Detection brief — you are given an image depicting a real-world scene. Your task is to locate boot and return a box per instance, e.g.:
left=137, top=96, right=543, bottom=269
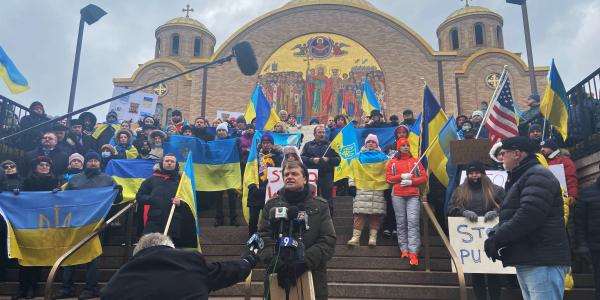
left=368, top=229, right=378, bottom=247
left=409, top=253, right=419, bottom=266
left=347, top=229, right=361, bottom=247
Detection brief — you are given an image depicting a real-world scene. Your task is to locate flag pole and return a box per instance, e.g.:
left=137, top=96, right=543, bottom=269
left=409, top=133, right=441, bottom=174
left=541, top=99, right=550, bottom=140
left=476, top=66, right=509, bottom=139
left=163, top=203, right=176, bottom=235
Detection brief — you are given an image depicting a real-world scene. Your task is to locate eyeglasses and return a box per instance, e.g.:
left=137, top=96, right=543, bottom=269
left=3, top=165, right=15, bottom=170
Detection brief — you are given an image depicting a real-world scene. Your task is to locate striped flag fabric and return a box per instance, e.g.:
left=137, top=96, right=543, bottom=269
left=484, top=75, right=519, bottom=143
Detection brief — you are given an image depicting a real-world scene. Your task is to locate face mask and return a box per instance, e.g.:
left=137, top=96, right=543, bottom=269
left=462, top=125, right=472, bottom=131
left=101, top=151, right=111, bottom=158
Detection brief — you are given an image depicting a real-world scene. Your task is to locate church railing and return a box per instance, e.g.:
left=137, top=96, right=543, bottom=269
left=0, top=94, right=30, bottom=166
left=564, top=66, right=600, bottom=158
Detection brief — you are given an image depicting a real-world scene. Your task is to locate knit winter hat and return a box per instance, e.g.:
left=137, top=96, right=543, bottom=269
left=365, top=133, right=379, bottom=146
left=528, top=124, right=542, bottom=133
left=471, top=110, right=484, bottom=118
left=466, top=160, right=486, bottom=174
left=69, top=153, right=84, bottom=165
left=32, top=156, right=52, bottom=170
left=261, top=131, right=274, bottom=144
left=396, top=138, right=410, bottom=149
left=84, top=151, right=101, bottom=164
left=216, top=122, right=228, bottom=132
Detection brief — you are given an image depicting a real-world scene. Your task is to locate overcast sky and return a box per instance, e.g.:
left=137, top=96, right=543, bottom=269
left=1, top=0, right=598, bottom=119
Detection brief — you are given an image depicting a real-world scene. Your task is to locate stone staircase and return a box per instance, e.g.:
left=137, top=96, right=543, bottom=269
left=0, top=196, right=595, bottom=299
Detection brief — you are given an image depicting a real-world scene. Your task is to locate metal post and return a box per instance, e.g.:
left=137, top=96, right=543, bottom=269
left=201, top=68, right=208, bottom=118
left=520, top=1, right=538, bottom=95
left=67, top=18, right=85, bottom=115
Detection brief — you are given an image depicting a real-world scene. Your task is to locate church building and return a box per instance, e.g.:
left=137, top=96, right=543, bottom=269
left=113, top=0, right=549, bottom=125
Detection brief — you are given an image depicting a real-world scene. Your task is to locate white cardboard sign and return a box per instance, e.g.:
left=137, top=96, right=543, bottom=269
left=265, top=167, right=318, bottom=202
left=459, top=165, right=568, bottom=195
left=448, top=217, right=516, bottom=274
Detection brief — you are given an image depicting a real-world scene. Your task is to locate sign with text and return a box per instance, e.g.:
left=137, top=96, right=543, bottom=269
left=448, top=217, right=516, bottom=274
left=459, top=165, right=567, bottom=195
left=266, top=167, right=318, bottom=202
left=109, top=86, right=158, bottom=123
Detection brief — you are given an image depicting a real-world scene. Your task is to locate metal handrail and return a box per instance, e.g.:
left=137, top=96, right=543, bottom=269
left=0, top=94, right=31, bottom=112
left=43, top=201, right=136, bottom=300
left=421, top=197, right=467, bottom=300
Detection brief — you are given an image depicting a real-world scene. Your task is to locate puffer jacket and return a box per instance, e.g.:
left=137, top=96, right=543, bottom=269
left=575, top=177, right=600, bottom=250
left=546, top=151, right=579, bottom=198
left=492, top=155, right=571, bottom=267
left=351, top=188, right=385, bottom=215
left=385, top=153, right=427, bottom=197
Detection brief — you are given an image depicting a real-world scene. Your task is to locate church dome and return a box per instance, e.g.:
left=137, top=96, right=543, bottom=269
left=157, top=17, right=213, bottom=36
left=441, top=5, right=502, bottom=27
left=283, top=0, right=376, bottom=10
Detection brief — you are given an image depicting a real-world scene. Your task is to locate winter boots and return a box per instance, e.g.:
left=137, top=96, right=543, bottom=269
left=347, top=229, right=361, bottom=247
left=368, top=229, right=378, bottom=247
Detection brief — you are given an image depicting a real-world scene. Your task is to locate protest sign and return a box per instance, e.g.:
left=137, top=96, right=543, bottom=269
left=450, top=139, right=492, bottom=165
left=109, top=86, right=158, bottom=122
left=266, top=167, right=318, bottom=202
left=217, top=111, right=243, bottom=121
left=459, top=165, right=567, bottom=194
left=448, top=217, right=516, bottom=274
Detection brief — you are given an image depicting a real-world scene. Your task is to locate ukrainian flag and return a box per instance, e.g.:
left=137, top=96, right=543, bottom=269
left=165, top=136, right=242, bottom=191
left=350, top=151, right=389, bottom=190
left=272, top=132, right=302, bottom=149
left=92, top=123, right=120, bottom=140
left=0, top=187, right=117, bottom=266
left=360, top=81, right=381, bottom=115
left=331, top=123, right=359, bottom=182
left=436, top=118, right=459, bottom=210
left=540, top=60, right=570, bottom=141
left=242, top=131, right=263, bottom=223
left=408, top=113, right=422, bottom=158
left=0, top=46, right=29, bottom=94
left=244, top=84, right=280, bottom=131
left=176, top=153, right=201, bottom=252
left=105, top=159, right=155, bottom=202
left=420, top=85, right=451, bottom=186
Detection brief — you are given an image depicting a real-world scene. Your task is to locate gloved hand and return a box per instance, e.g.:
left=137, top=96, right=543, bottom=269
left=248, top=184, right=258, bottom=197
left=484, top=211, right=499, bottom=222
left=52, top=188, right=61, bottom=194
left=400, top=179, right=412, bottom=187
left=462, top=210, right=478, bottom=222
left=484, top=235, right=501, bottom=262
left=241, top=248, right=258, bottom=269
left=401, top=173, right=412, bottom=180
left=348, top=186, right=357, bottom=197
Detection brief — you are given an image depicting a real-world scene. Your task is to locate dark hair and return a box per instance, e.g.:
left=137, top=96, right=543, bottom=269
left=334, top=115, right=346, bottom=123
left=281, top=160, right=308, bottom=180
left=402, top=109, right=413, bottom=116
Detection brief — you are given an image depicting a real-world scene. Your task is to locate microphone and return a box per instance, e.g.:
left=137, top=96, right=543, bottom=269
left=232, top=41, right=258, bottom=76
left=246, top=233, right=264, bottom=254
left=269, top=206, right=289, bottom=238
left=286, top=206, right=299, bottom=238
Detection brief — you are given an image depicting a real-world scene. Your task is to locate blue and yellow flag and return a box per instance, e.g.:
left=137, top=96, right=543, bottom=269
left=0, top=46, right=29, bottom=94
left=244, top=84, right=280, bottom=131
left=331, top=123, right=360, bottom=181
left=408, top=113, right=422, bottom=158
left=92, top=123, right=120, bottom=140
left=176, top=153, right=201, bottom=252
left=242, top=131, right=263, bottom=223
left=540, top=60, right=570, bottom=141
left=164, top=136, right=242, bottom=191
left=360, top=81, right=381, bottom=115
left=105, top=159, right=155, bottom=202
left=436, top=118, right=459, bottom=210
left=273, top=132, right=302, bottom=149
left=349, top=151, right=390, bottom=190
left=421, top=85, right=451, bottom=186
left=0, top=187, right=117, bottom=266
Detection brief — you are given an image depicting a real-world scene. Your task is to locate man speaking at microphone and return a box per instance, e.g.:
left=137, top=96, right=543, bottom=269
left=258, top=160, right=336, bottom=300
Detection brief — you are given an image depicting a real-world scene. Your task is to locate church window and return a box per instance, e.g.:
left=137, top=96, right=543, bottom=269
left=194, top=37, right=202, bottom=57
left=451, top=28, right=459, bottom=50
left=171, top=34, right=180, bottom=56
left=496, top=26, right=503, bottom=47
left=166, top=108, right=173, bottom=125
left=475, top=23, right=484, bottom=46
left=155, top=38, right=161, bottom=57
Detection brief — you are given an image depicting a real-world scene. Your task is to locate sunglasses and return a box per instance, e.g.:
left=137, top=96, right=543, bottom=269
left=3, top=165, right=16, bottom=170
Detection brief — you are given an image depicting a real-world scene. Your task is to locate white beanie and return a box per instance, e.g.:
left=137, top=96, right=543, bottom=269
left=69, top=153, right=84, bottom=164
left=472, top=110, right=484, bottom=118
left=365, top=133, right=379, bottom=146
left=216, top=122, right=228, bottom=132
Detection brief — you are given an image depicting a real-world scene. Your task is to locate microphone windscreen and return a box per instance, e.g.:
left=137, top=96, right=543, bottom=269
left=232, top=41, right=258, bottom=76
left=287, top=206, right=299, bottom=220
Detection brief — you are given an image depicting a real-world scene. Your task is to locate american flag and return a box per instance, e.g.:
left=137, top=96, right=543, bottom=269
left=484, top=77, right=519, bottom=143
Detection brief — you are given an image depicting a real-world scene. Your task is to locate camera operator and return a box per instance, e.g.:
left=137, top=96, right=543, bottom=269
left=258, top=160, right=336, bottom=300
left=100, top=233, right=261, bottom=300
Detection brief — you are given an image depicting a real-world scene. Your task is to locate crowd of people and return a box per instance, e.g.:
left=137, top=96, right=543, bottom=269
left=0, top=92, right=597, bottom=300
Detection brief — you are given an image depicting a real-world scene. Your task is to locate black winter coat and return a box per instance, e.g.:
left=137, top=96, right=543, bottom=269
left=575, top=177, right=600, bottom=250
left=301, top=140, right=340, bottom=177
left=23, top=174, right=59, bottom=191
left=24, top=147, right=69, bottom=177
left=0, top=174, right=23, bottom=191
left=64, top=133, right=98, bottom=154
left=18, top=112, right=50, bottom=151
left=100, top=245, right=251, bottom=300
left=136, top=171, right=185, bottom=240
left=493, top=155, right=570, bottom=267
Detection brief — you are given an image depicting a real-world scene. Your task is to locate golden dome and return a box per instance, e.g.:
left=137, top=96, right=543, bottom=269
left=283, top=0, right=376, bottom=10
left=156, top=17, right=213, bottom=36
left=442, top=5, right=502, bottom=25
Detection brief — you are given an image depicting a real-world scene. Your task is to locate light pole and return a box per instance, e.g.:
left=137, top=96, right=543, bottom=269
left=67, top=4, right=107, bottom=115
left=506, top=0, right=538, bottom=95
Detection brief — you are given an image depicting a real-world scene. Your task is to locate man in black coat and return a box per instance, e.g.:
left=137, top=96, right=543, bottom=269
left=485, top=136, right=570, bottom=300
left=364, top=109, right=388, bottom=128
left=65, top=119, right=98, bottom=154
left=301, top=124, right=340, bottom=215
left=136, top=154, right=188, bottom=246
left=17, top=101, right=51, bottom=151
left=24, top=131, right=69, bottom=177
left=574, top=163, right=600, bottom=300
left=101, top=232, right=258, bottom=300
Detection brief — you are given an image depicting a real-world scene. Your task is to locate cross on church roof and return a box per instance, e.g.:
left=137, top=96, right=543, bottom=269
left=461, top=0, right=471, bottom=7
left=182, top=4, right=194, bottom=18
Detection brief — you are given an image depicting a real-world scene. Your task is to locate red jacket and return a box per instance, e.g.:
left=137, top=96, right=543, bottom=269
left=386, top=153, right=427, bottom=197
left=547, top=153, right=579, bottom=198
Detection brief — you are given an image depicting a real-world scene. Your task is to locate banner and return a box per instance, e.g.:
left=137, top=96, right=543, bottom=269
left=217, top=111, right=244, bottom=121
left=109, top=86, right=158, bottom=123
left=459, top=165, right=567, bottom=194
left=0, top=187, right=117, bottom=266
left=448, top=217, right=516, bottom=274
left=265, top=167, right=318, bottom=202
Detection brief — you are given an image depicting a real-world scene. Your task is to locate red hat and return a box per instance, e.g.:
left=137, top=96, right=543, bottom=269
left=396, top=138, right=410, bottom=149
